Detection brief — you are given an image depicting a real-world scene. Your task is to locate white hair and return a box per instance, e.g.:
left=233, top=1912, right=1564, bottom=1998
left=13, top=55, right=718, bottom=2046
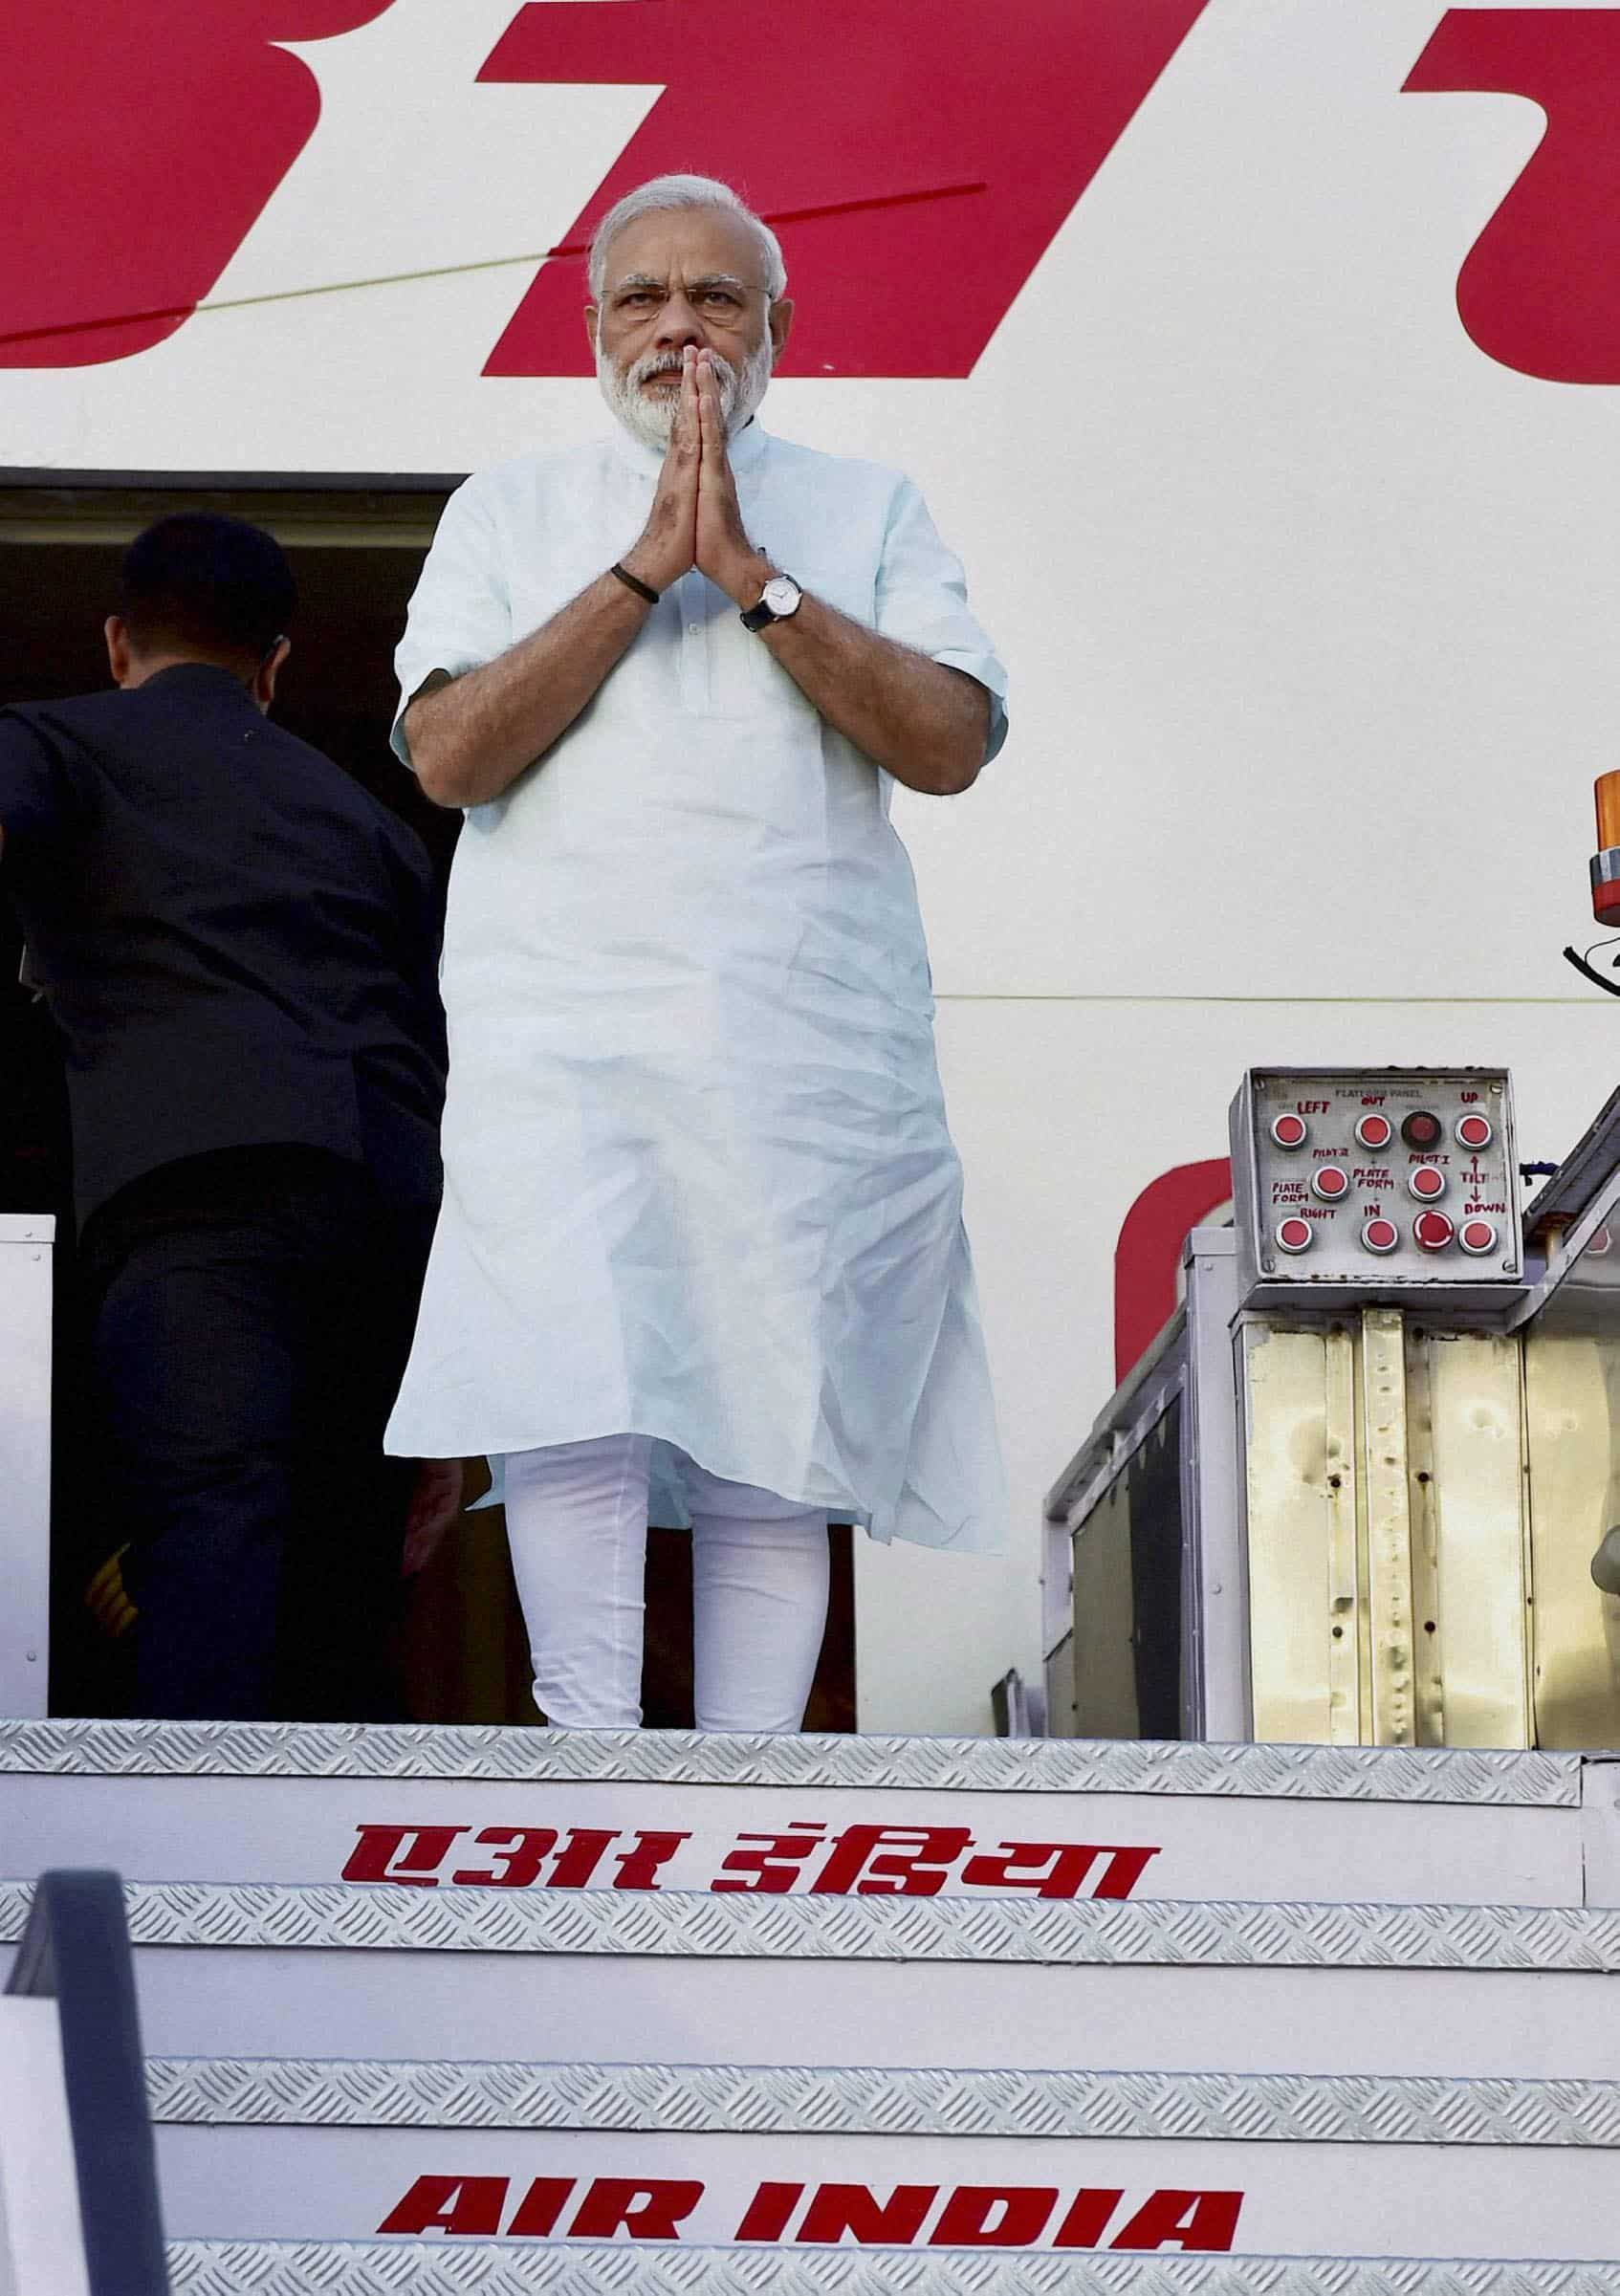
left=587, top=174, right=787, bottom=302
left=597, top=330, right=776, bottom=448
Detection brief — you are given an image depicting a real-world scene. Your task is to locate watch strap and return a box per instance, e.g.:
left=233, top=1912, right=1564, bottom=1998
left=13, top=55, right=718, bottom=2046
left=741, top=576, right=800, bottom=632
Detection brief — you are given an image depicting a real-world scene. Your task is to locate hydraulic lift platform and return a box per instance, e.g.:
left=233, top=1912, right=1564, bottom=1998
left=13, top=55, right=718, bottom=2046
left=1044, top=1067, right=1620, bottom=1752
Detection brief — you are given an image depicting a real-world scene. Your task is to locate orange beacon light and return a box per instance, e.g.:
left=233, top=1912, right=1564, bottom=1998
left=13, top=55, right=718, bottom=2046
left=1594, top=772, right=1620, bottom=921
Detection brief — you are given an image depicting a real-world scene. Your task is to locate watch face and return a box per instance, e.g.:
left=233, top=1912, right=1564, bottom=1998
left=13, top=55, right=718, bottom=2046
left=762, top=576, right=801, bottom=617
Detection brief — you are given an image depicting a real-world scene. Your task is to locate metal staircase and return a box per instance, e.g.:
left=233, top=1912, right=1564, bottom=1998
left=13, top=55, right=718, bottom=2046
left=4, top=1718, right=1620, bottom=2289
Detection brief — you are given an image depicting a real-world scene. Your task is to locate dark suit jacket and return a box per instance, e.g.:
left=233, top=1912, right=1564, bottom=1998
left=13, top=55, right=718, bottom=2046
left=0, top=664, right=447, bottom=1225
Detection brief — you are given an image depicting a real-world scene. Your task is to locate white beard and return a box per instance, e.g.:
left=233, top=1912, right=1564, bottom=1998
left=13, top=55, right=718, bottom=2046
left=598, top=332, right=775, bottom=450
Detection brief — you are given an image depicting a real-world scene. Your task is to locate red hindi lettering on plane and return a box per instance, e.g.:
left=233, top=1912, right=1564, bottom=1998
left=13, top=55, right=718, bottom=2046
left=1404, top=10, right=1620, bottom=383
left=342, top=1817, right=1163, bottom=1894
left=711, top=1826, right=829, bottom=1893
left=545, top=1827, right=619, bottom=1888
left=343, top=1819, right=682, bottom=1889
left=957, top=1841, right=1162, bottom=1899
left=340, top=1823, right=464, bottom=1886
left=611, top=1830, right=692, bottom=1890
left=449, top=1826, right=558, bottom=1888
left=476, top=0, right=1212, bottom=377
left=810, top=1824, right=974, bottom=1896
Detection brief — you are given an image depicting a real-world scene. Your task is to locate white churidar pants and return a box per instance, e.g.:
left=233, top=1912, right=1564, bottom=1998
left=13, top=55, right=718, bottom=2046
left=502, top=1434, right=830, bottom=1731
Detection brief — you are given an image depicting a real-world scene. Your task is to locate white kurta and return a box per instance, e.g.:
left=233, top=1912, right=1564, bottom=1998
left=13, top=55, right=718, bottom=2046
left=385, top=418, right=1009, bottom=1551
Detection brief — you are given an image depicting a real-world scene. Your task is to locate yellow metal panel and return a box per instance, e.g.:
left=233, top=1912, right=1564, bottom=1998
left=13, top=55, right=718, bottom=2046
left=1241, top=1324, right=1342, bottom=1743
left=1359, top=1309, right=1415, bottom=1748
left=1352, top=1335, right=1375, bottom=1743
left=1323, top=1323, right=1363, bottom=1744
left=1422, top=1331, right=1532, bottom=1748
left=1401, top=1329, right=1445, bottom=1747
left=1045, top=1632, right=1078, bottom=1740
left=1523, top=1327, right=1620, bottom=1748
left=1071, top=1477, right=1140, bottom=1740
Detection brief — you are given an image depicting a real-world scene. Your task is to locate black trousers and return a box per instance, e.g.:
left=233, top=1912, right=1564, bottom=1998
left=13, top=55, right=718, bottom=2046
left=81, top=1148, right=435, bottom=1723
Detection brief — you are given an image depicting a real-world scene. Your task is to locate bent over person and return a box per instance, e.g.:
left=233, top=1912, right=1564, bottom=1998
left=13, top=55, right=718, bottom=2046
left=0, top=515, right=451, bottom=1721
left=390, top=173, right=1009, bottom=1731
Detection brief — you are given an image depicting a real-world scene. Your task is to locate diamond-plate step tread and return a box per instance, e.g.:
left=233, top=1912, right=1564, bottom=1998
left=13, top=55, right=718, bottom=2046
left=0, top=1717, right=1581, bottom=1804
left=11, top=1728, right=1584, bottom=1907
left=5, top=1880, right=1617, bottom=1972
left=142, top=2056, right=1620, bottom=2146
left=163, top=2244, right=1620, bottom=2294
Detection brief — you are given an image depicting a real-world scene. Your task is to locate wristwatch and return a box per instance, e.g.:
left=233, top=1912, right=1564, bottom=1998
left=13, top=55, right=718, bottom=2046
left=740, top=574, right=803, bottom=632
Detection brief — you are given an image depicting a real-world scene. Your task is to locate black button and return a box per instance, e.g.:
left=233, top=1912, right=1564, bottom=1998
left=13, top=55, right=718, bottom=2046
left=1401, top=1109, right=1442, bottom=1148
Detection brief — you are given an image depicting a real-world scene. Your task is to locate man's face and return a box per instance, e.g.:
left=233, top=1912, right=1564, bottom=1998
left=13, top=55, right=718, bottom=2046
left=586, top=207, right=792, bottom=448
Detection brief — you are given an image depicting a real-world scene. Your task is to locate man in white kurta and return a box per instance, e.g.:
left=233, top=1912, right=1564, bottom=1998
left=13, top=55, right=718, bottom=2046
left=387, top=174, right=1008, bottom=1732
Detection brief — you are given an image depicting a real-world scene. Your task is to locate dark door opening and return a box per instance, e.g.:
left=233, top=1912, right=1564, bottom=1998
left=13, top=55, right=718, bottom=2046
left=0, top=476, right=854, bottom=1730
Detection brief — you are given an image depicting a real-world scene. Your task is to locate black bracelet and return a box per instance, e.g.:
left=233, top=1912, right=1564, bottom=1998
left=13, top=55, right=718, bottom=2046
left=609, top=561, right=660, bottom=606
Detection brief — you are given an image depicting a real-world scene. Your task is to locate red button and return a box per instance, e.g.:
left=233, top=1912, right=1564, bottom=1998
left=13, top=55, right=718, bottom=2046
left=1275, top=1216, right=1314, bottom=1254
left=1361, top=1216, right=1400, bottom=1254
left=1409, top=1165, right=1447, bottom=1201
left=1458, top=1218, right=1499, bottom=1256
left=1312, top=1166, right=1349, bottom=1201
left=1456, top=1112, right=1494, bottom=1150
left=1270, top=1114, right=1308, bottom=1150
left=1413, top=1210, right=1455, bottom=1252
left=1355, top=1114, right=1393, bottom=1150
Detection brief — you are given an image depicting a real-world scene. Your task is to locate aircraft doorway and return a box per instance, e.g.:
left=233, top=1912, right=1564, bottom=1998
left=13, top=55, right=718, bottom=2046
left=0, top=475, right=854, bottom=1731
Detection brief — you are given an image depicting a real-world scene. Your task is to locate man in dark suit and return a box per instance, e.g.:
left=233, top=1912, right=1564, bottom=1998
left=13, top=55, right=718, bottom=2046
left=0, top=514, right=453, bottom=1721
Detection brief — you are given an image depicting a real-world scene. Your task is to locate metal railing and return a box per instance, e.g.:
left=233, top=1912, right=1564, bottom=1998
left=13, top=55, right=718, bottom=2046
left=0, top=1214, right=53, bottom=1717
left=4, top=1871, right=167, bottom=2295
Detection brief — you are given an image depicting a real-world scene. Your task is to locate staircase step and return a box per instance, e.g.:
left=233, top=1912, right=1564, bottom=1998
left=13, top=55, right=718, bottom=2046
left=0, top=1720, right=1593, bottom=1907
left=10, top=1873, right=1611, bottom=1969
left=162, top=2242, right=1620, bottom=2292
left=142, top=2055, right=1620, bottom=2255
left=11, top=1728, right=1617, bottom=2276
left=5, top=1882, right=1619, bottom=2078
left=146, top=2053, right=1620, bottom=2145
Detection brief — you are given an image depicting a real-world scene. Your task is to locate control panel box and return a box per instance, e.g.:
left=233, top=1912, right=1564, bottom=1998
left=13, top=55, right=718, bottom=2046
left=1231, top=1068, right=1521, bottom=1301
